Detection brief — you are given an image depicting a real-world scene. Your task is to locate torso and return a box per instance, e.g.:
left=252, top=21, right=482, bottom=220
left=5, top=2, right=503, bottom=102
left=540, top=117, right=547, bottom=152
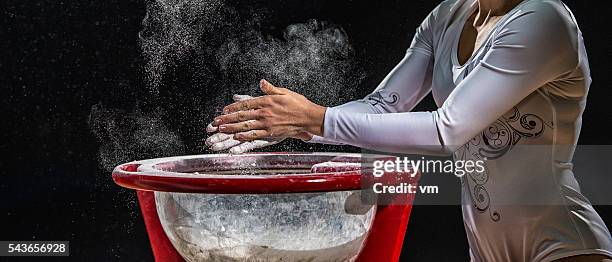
left=425, top=0, right=612, bottom=261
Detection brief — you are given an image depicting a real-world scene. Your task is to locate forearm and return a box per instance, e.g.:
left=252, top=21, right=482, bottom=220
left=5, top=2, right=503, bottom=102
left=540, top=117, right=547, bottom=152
left=323, top=107, right=448, bottom=155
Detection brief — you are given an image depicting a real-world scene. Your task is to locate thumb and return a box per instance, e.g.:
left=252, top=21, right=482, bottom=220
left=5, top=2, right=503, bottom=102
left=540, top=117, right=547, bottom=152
left=260, top=79, right=288, bottom=95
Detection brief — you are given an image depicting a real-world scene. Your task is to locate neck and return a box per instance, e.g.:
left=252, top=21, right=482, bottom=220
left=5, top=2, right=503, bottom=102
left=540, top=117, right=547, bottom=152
left=474, top=0, right=522, bottom=26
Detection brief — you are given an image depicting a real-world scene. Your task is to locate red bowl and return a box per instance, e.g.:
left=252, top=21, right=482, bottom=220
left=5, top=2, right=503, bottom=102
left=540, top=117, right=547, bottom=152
left=112, top=152, right=395, bottom=194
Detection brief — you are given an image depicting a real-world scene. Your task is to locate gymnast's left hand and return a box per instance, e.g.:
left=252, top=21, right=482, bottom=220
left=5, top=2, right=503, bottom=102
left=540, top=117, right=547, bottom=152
left=211, top=79, right=326, bottom=141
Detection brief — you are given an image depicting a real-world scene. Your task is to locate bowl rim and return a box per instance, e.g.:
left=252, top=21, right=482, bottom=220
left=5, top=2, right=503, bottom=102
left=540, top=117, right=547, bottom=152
left=112, top=152, right=394, bottom=194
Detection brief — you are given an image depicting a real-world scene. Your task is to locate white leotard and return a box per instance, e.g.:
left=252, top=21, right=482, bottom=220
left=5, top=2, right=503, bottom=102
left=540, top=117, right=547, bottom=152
left=309, top=0, right=612, bottom=260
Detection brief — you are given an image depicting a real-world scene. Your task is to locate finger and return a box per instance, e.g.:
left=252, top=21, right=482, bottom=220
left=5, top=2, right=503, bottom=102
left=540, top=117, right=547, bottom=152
left=260, top=79, right=289, bottom=95
left=234, top=130, right=270, bottom=141
left=206, top=122, right=218, bottom=133
left=205, top=133, right=232, bottom=146
left=230, top=137, right=285, bottom=154
left=218, top=120, right=265, bottom=134
left=229, top=140, right=272, bottom=154
left=233, top=94, right=254, bottom=101
left=223, top=97, right=268, bottom=114
left=229, top=142, right=254, bottom=154
left=210, top=137, right=242, bottom=151
left=215, top=110, right=260, bottom=125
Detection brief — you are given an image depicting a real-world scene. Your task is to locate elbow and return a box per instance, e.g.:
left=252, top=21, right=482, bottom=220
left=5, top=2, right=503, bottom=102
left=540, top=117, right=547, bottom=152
left=436, top=134, right=467, bottom=157
left=434, top=110, right=475, bottom=156
left=438, top=146, right=456, bottom=157
left=437, top=129, right=472, bottom=156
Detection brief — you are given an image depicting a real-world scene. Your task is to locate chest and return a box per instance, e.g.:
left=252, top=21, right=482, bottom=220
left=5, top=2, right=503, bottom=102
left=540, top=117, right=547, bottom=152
left=430, top=13, right=504, bottom=106
left=457, top=14, right=503, bottom=65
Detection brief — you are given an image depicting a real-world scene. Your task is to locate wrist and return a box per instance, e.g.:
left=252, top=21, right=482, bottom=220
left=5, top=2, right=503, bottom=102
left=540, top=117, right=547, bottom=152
left=305, top=104, right=326, bottom=136
left=296, top=132, right=314, bottom=141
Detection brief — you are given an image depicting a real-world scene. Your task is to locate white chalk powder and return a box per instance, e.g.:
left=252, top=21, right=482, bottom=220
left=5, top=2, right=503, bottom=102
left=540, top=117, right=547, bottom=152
left=89, top=0, right=365, bottom=170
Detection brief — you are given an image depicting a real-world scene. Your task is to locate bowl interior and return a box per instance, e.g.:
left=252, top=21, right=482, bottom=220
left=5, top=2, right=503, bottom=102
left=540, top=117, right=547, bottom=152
left=149, top=153, right=374, bottom=262
left=137, top=153, right=363, bottom=176
left=156, top=191, right=375, bottom=262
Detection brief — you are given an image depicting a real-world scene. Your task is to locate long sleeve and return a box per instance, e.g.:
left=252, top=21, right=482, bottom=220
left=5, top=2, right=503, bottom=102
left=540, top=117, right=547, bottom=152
left=322, top=4, right=579, bottom=155
left=308, top=4, right=438, bottom=145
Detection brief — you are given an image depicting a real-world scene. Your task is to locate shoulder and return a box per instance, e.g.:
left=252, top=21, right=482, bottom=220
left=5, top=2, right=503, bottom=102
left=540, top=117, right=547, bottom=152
left=426, top=0, right=463, bottom=25
left=490, top=0, right=583, bottom=77
left=418, top=0, right=465, bottom=42
left=520, top=0, right=574, bottom=18
left=496, top=0, right=580, bottom=58
left=433, top=0, right=461, bottom=15
left=502, top=0, right=579, bottom=42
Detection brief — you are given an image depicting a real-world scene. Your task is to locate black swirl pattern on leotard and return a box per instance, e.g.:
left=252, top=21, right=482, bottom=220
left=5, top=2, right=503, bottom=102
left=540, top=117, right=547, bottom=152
left=455, top=107, right=551, bottom=222
left=366, top=91, right=400, bottom=106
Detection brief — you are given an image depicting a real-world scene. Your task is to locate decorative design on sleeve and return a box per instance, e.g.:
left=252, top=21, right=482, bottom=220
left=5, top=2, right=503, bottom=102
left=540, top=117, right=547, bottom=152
left=456, top=107, right=552, bottom=222
left=365, top=91, right=400, bottom=107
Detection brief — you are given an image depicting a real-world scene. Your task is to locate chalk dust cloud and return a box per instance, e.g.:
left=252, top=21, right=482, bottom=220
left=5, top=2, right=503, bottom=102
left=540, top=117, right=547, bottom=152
left=89, top=0, right=364, bottom=170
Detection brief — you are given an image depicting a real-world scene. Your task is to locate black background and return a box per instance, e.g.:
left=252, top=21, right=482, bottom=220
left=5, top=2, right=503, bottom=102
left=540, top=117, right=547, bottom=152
left=2, top=0, right=611, bottom=261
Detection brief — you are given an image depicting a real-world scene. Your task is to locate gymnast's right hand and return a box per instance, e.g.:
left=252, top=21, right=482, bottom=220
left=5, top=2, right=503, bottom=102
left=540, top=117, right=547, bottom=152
left=205, top=94, right=284, bottom=154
